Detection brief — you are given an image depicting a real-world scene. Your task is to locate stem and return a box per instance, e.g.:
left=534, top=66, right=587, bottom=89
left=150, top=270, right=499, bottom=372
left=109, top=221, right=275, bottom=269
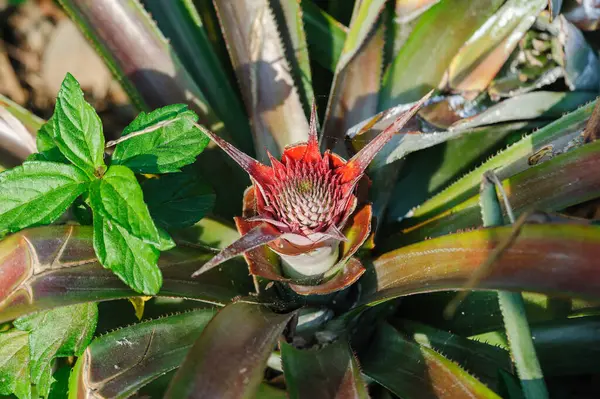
left=105, top=117, right=182, bottom=148
left=481, top=171, right=549, bottom=399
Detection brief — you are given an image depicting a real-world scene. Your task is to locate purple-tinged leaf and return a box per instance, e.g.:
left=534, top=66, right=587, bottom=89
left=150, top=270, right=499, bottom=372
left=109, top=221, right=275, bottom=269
left=321, top=0, right=387, bottom=153
left=281, top=338, right=369, bottom=399
left=57, top=0, right=221, bottom=132
left=0, top=225, right=253, bottom=323
left=192, top=222, right=283, bottom=277
left=164, top=302, right=294, bottom=399
left=213, top=0, right=309, bottom=161
left=361, top=323, right=501, bottom=398
left=0, top=103, right=37, bottom=168
left=364, top=223, right=600, bottom=307
left=69, top=308, right=216, bottom=398
left=290, top=257, right=365, bottom=296
left=563, top=0, right=600, bottom=30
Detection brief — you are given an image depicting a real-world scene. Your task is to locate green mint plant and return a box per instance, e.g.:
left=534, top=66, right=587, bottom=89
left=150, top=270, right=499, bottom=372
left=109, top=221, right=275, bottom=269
left=0, top=73, right=212, bottom=296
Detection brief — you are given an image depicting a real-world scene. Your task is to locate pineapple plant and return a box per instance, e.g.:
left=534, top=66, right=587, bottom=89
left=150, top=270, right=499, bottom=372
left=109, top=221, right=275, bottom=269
left=1, top=0, right=600, bottom=398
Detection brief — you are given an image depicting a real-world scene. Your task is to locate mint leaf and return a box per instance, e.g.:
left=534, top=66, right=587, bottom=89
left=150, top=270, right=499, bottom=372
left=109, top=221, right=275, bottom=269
left=143, top=172, right=215, bottom=229
left=0, top=161, right=90, bottom=235
left=35, top=117, right=68, bottom=163
left=14, top=303, right=98, bottom=398
left=89, top=165, right=174, bottom=250
left=92, top=211, right=163, bottom=295
left=0, top=330, right=31, bottom=399
left=111, top=104, right=209, bottom=173
left=53, top=73, right=106, bottom=177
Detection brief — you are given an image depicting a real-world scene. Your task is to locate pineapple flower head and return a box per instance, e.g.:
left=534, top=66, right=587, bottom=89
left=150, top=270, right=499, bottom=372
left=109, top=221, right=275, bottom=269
left=192, top=93, right=431, bottom=290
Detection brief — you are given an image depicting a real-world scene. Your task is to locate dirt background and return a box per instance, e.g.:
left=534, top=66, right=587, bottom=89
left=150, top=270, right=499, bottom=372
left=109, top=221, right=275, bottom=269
left=0, top=0, right=134, bottom=139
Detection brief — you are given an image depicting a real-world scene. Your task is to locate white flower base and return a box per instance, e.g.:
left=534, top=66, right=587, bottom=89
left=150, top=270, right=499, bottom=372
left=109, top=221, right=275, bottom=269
left=278, top=243, right=340, bottom=280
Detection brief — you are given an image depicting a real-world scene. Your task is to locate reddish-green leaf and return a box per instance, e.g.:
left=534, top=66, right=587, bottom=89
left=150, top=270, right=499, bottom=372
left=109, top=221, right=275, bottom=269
left=0, top=225, right=253, bottom=323
left=69, top=308, right=216, bottom=398
left=281, top=338, right=369, bottom=399
left=322, top=0, right=386, bottom=154
left=164, top=302, right=294, bottom=399
left=364, top=223, right=600, bottom=307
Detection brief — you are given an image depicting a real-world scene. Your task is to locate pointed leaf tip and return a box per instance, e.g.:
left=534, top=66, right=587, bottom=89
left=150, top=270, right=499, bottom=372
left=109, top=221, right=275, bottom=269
left=343, top=90, right=433, bottom=180
left=193, top=122, right=273, bottom=184
left=302, top=101, right=322, bottom=163
left=192, top=223, right=283, bottom=277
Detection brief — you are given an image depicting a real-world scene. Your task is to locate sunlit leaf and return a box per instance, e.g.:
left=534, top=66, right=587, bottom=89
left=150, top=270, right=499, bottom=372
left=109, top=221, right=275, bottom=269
left=394, top=138, right=600, bottom=245
left=111, top=104, right=209, bottom=174
left=213, top=0, right=309, bottom=161
left=0, top=161, right=89, bottom=236
left=14, top=303, right=97, bottom=397
left=0, top=225, right=253, bottom=322
left=409, top=100, right=596, bottom=224
left=446, top=0, right=546, bottom=95
left=365, top=223, right=600, bottom=307
left=380, top=0, right=503, bottom=107
left=52, top=73, right=105, bottom=178
left=361, top=323, right=501, bottom=398
left=0, top=330, right=31, bottom=399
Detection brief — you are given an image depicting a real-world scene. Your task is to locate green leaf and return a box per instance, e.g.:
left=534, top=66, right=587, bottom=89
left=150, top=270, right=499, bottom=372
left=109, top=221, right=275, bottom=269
left=396, top=319, right=511, bottom=389
left=89, top=165, right=173, bottom=250
left=111, top=104, right=209, bottom=174
left=361, top=323, right=501, bottom=398
left=52, top=73, right=106, bottom=177
left=35, top=117, right=68, bottom=164
left=0, top=161, right=90, bottom=236
left=301, top=0, right=347, bottom=72
left=92, top=211, right=162, bottom=295
left=480, top=175, right=549, bottom=399
left=143, top=172, right=215, bottom=230
left=13, top=303, right=98, bottom=398
left=69, top=308, right=216, bottom=398
left=48, top=366, right=70, bottom=399
left=380, top=0, right=504, bottom=107
left=409, top=99, right=596, bottom=224
left=0, top=330, right=31, bottom=399
left=391, top=137, right=600, bottom=246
